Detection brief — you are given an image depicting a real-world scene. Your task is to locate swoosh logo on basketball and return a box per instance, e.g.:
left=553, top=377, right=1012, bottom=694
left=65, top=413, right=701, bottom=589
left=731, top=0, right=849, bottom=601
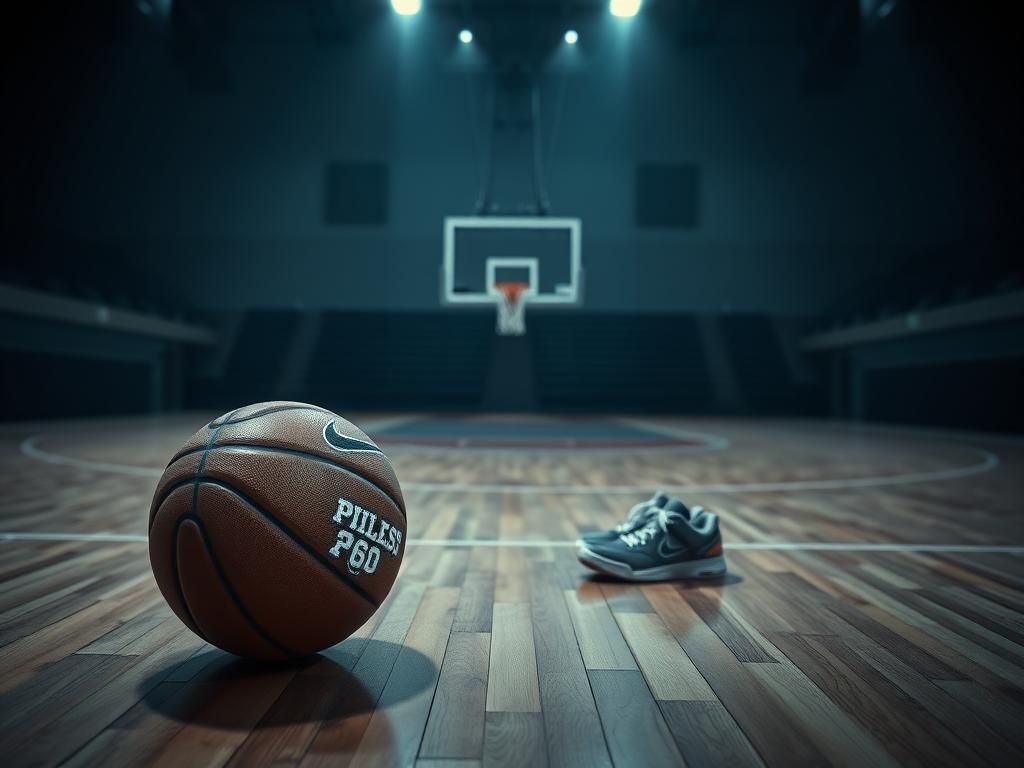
left=323, top=421, right=382, bottom=454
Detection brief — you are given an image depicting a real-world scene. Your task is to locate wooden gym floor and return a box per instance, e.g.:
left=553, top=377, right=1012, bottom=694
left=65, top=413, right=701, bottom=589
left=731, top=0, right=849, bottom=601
left=1, top=414, right=1023, bottom=767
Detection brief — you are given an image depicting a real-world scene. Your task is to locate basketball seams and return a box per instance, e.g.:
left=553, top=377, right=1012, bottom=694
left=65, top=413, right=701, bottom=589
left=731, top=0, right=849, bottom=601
left=176, top=512, right=300, bottom=659
left=184, top=402, right=243, bottom=536
left=156, top=475, right=385, bottom=609
left=170, top=514, right=211, bottom=643
left=208, top=403, right=335, bottom=428
left=163, top=443, right=406, bottom=520
left=175, top=404, right=305, bottom=656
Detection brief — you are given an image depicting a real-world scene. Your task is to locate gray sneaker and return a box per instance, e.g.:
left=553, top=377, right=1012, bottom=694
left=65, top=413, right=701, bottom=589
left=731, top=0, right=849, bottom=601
left=577, top=507, right=726, bottom=582
left=577, top=495, right=708, bottom=545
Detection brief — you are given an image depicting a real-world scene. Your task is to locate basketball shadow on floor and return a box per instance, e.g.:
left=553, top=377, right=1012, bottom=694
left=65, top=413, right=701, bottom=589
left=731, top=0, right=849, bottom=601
left=138, top=639, right=435, bottom=731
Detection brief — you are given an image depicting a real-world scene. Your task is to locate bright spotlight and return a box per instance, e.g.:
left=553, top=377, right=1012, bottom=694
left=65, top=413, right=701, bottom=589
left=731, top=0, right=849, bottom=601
left=459, top=29, right=473, bottom=44
left=564, top=29, right=579, bottom=45
left=390, top=0, right=421, bottom=16
left=610, top=0, right=642, bottom=17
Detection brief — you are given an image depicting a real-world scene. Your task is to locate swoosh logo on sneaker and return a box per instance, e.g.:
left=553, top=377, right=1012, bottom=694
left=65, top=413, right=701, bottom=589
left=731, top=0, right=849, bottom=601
left=657, top=538, right=687, bottom=558
left=323, top=420, right=383, bottom=454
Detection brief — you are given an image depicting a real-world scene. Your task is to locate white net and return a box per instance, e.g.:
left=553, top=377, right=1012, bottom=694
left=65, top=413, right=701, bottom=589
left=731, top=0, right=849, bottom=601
left=495, top=282, right=528, bottom=336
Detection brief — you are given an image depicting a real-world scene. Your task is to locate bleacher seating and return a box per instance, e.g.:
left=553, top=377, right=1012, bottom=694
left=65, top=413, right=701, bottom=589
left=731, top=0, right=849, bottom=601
left=306, top=312, right=494, bottom=410
left=184, top=311, right=819, bottom=415
left=530, top=314, right=714, bottom=412
left=0, top=238, right=194, bottom=324
left=812, top=240, right=1020, bottom=336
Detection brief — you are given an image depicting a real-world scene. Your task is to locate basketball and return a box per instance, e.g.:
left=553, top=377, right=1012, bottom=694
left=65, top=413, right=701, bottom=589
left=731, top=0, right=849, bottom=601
left=148, top=402, right=406, bottom=660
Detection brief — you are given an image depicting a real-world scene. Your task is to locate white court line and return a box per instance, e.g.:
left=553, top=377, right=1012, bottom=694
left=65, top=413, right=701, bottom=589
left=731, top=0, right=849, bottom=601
left=20, top=437, right=164, bottom=478
left=0, top=532, right=150, bottom=543
left=402, top=446, right=999, bottom=494
left=370, top=421, right=730, bottom=456
left=15, top=436, right=1001, bottom=495
left=613, top=419, right=731, bottom=454
left=0, top=531, right=1021, bottom=554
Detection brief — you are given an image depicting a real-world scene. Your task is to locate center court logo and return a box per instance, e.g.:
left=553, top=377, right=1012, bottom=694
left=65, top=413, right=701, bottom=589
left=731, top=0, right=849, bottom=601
left=328, top=497, right=402, bottom=575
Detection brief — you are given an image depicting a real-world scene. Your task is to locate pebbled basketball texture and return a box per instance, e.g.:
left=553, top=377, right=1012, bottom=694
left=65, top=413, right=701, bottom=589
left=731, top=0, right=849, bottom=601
left=148, top=401, right=406, bottom=659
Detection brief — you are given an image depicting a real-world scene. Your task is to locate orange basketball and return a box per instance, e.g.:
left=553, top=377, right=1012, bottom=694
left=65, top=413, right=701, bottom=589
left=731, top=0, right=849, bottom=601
left=148, top=402, right=405, bottom=659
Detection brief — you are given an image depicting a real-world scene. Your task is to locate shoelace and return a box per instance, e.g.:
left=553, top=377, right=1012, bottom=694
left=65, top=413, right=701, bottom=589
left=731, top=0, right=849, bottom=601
left=614, top=492, right=664, bottom=533
left=620, top=508, right=672, bottom=548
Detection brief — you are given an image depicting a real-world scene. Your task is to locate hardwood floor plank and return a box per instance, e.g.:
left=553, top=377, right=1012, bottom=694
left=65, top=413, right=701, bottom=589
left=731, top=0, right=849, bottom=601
left=12, top=628, right=204, bottom=766
left=616, top=612, right=716, bottom=701
left=350, top=586, right=460, bottom=768
left=659, top=701, right=765, bottom=768
left=432, top=549, right=471, bottom=588
left=588, top=669, right=686, bottom=768
left=485, top=603, right=540, bottom=713
left=421, top=632, right=490, bottom=759
left=769, top=632, right=982, bottom=767
left=452, top=548, right=496, bottom=633
left=936, top=679, right=1024, bottom=753
left=746, top=655, right=899, bottom=768
left=62, top=682, right=191, bottom=768
left=684, top=588, right=777, bottom=663
left=856, top=602, right=1021, bottom=689
left=77, top=606, right=170, bottom=655
left=644, top=583, right=833, bottom=767
left=495, top=547, right=527, bottom=603
left=483, top=712, right=547, bottom=768
left=942, top=586, right=1024, bottom=636
left=843, top=628, right=1024, bottom=766
left=528, top=564, right=613, bottom=768
left=0, top=651, right=104, bottom=721
left=0, top=653, right=137, bottom=745
left=300, top=582, right=427, bottom=762
left=149, top=668, right=297, bottom=768
left=822, top=595, right=968, bottom=681
left=226, top=673, right=360, bottom=766
left=599, top=582, right=655, bottom=614
left=564, top=589, right=638, bottom=671
left=0, top=579, right=162, bottom=693
left=804, top=554, right=1024, bottom=688
left=906, top=587, right=1024, bottom=661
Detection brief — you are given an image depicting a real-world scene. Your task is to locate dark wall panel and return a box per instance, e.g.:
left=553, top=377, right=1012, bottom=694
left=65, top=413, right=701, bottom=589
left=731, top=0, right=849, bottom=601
left=635, top=164, right=700, bottom=229
left=323, top=163, right=389, bottom=226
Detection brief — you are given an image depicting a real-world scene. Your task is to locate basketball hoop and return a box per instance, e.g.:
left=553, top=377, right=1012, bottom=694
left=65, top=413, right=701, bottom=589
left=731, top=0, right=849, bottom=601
left=494, top=281, right=529, bottom=336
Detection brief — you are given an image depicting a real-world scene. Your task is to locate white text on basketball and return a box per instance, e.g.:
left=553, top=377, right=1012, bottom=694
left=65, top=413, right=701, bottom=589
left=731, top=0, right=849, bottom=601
left=328, top=498, right=402, bottom=575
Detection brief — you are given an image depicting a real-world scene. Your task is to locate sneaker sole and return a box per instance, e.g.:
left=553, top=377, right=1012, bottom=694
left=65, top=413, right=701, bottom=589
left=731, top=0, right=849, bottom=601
left=576, top=544, right=727, bottom=582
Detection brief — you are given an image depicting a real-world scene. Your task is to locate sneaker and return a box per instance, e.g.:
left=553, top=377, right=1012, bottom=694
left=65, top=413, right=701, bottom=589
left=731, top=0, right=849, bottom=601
left=577, top=491, right=669, bottom=545
left=577, top=495, right=708, bottom=545
left=577, top=507, right=726, bottom=581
